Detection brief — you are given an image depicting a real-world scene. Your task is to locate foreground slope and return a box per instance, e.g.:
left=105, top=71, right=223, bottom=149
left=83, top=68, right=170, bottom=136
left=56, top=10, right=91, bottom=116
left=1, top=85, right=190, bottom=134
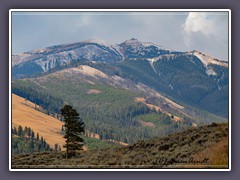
left=12, top=123, right=228, bottom=169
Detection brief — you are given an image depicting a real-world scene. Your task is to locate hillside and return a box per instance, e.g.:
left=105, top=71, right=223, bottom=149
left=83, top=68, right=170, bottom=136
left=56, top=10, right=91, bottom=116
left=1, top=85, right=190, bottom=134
left=12, top=123, right=228, bottom=169
left=12, top=93, right=65, bottom=149
left=11, top=38, right=229, bottom=153
left=12, top=67, right=198, bottom=144
left=11, top=38, right=229, bottom=118
left=12, top=93, right=119, bottom=151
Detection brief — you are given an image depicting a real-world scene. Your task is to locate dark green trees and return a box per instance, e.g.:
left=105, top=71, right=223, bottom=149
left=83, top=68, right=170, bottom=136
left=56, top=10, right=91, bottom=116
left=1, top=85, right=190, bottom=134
left=61, top=105, right=84, bottom=158
left=12, top=125, right=51, bottom=154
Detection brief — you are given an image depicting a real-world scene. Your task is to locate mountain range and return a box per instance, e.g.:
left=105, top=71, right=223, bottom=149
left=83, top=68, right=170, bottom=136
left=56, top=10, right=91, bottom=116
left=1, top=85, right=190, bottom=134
left=11, top=38, right=229, bottom=144
left=12, top=38, right=227, bottom=75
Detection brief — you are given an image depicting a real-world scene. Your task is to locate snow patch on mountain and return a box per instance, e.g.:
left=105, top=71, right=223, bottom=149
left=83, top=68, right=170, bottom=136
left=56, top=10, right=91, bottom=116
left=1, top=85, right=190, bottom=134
left=147, top=57, right=160, bottom=73
left=121, top=38, right=169, bottom=52
left=35, top=50, right=78, bottom=71
left=216, top=72, right=225, bottom=90
left=206, top=67, right=217, bottom=76
left=192, top=51, right=228, bottom=67
left=169, top=84, right=174, bottom=90
left=187, top=51, right=228, bottom=76
left=83, top=39, right=124, bottom=59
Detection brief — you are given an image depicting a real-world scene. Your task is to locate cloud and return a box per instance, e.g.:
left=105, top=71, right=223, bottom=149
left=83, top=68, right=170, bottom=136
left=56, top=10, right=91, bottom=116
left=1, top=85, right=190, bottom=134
left=182, top=12, right=229, bottom=60
left=183, top=12, right=215, bottom=36
left=12, top=11, right=229, bottom=61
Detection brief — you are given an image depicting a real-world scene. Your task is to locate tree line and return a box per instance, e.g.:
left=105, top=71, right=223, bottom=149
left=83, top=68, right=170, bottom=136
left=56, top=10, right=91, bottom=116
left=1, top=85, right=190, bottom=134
left=12, top=125, right=51, bottom=154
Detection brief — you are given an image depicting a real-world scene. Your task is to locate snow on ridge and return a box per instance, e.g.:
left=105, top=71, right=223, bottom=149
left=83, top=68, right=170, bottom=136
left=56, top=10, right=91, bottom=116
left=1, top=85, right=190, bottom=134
left=122, top=39, right=165, bottom=49
left=82, top=39, right=124, bottom=59
left=142, top=42, right=155, bottom=47
left=188, top=51, right=228, bottom=76
left=192, top=51, right=228, bottom=67
left=121, top=38, right=171, bottom=51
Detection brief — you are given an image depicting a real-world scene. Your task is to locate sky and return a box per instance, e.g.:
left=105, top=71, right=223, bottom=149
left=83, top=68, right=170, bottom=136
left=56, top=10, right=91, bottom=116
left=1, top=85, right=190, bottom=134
left=11, top=11, right=229, bottom=61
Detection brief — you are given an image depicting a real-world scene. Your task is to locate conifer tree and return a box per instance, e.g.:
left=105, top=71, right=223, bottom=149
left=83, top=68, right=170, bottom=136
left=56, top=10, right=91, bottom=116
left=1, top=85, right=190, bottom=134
left=24, top=126, right=28, bottom=134
left=13, top=127, right=17, bottom=135
left=36, top=133, right=40, bottom=141
left=31, top=131, right=35, bottom=139
left=61, top=104, right=84, bottom=158
left=41, top=136, right=44, bottom=145
left=27, top=127, right=31, bottom=137
left=17, top=125, right=23, bottom=137
left=54, top=143, right=59, bottom=151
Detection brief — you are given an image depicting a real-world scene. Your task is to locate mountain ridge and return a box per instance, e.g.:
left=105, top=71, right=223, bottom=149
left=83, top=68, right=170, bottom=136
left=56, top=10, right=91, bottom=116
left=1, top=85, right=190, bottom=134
left=12, top=38, right=228, bottom=69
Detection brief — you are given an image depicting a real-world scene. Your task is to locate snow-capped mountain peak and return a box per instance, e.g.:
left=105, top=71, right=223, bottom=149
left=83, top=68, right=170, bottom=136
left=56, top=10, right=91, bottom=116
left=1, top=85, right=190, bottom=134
left=12, top=39, right=228, bottom=80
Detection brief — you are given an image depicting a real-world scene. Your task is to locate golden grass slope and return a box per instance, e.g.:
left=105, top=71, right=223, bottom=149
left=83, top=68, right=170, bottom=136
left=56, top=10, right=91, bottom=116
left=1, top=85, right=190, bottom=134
left=12, top=93, right=65, bottom=149
left=134, top=97, right=183, bottom=122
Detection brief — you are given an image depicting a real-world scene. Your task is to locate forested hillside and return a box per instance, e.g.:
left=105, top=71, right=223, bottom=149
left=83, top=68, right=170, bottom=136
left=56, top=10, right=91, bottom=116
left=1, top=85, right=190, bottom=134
left=11, top=94, right=121, bottom=153
left=12, top=77, right=192, bottom=144
left=12, top=39, right=229, bottom=118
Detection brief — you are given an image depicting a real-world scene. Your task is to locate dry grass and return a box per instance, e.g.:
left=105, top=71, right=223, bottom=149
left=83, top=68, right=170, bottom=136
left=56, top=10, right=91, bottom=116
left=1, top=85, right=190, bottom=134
left=134, top=97, right=182, bottom=122
left=138, top=120, right=155, bottom=127
left=12, top=93, right=123, bottom=150
left=12, top=93, right=65, bottom=149
left=12, top=123, right=228, bottom=168
left=87, top=89, right=101, bottom=94
left=192, top=137, right=229, bottom=168
left=175, top=136, right=229, bottom=169
left=75, top=65, right=108, bottom=78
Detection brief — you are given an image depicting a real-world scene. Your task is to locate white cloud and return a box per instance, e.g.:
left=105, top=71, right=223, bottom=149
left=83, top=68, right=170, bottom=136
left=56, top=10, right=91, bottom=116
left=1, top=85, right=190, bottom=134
left=183, top=12, right=215, bottom=36
left=182, top=12, right=229, bottom=60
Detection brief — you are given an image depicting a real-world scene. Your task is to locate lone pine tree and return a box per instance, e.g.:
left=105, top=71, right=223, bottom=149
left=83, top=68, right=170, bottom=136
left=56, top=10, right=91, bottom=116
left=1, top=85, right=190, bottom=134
left=61, top=104, right=84, bottom=158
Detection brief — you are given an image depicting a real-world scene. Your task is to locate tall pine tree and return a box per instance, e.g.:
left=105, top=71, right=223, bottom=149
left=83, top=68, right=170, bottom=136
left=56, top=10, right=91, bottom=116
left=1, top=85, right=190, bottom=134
left=60, top=105, right=84, bottom=158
